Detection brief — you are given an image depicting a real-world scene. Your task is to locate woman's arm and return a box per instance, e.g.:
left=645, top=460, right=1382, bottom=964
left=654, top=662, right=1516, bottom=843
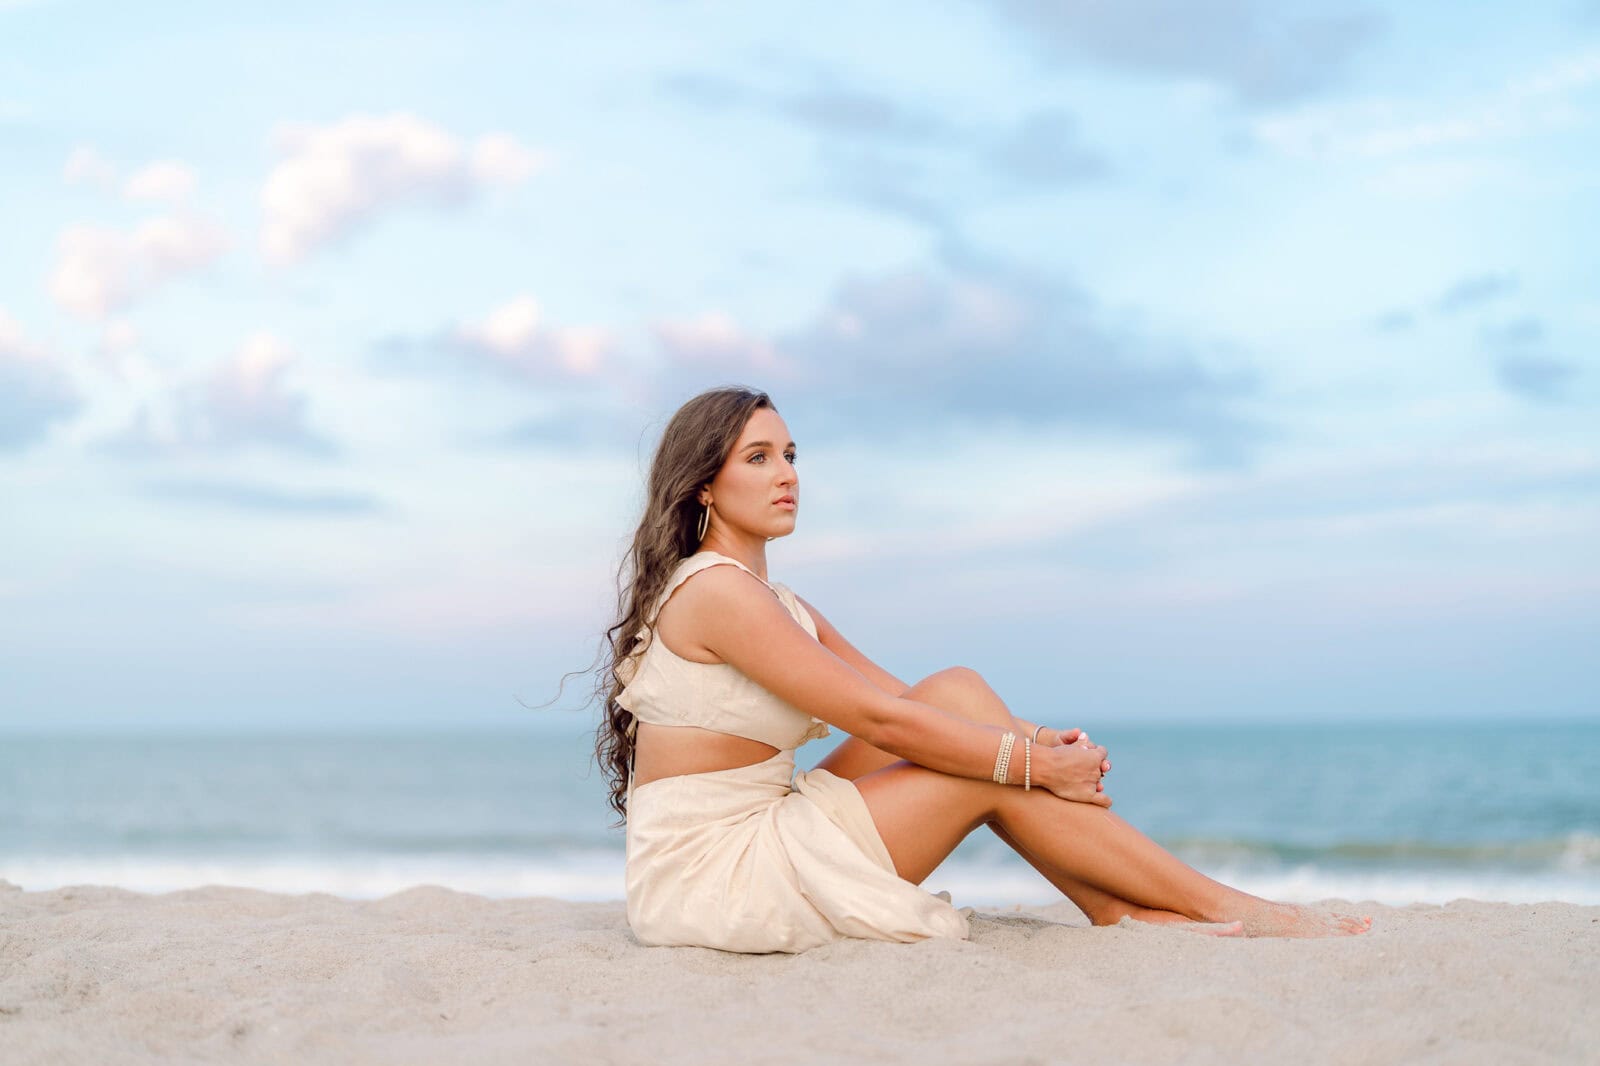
left=681, top=567, right=1109, bottom=804
left=795, top=592, right=1075, bottom=748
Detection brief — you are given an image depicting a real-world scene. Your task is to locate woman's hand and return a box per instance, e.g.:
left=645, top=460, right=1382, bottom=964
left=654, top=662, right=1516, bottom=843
left=1042, top=727, right=1111, bottom=777
left=1033, top=738, right=1112, bottom=807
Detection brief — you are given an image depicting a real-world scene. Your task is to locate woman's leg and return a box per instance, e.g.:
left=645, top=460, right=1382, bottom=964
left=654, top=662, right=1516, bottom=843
left=816, top=668, right=1211, bottom=928
left=825, top=667, right=1370, bottom=937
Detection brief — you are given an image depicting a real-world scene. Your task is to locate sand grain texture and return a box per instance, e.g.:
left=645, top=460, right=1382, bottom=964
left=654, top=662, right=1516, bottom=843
left=1, top=879, right=1595, bottom=1064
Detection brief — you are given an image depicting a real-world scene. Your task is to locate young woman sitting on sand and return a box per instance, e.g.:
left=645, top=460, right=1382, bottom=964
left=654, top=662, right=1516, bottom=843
left=592, top=385, right=1373, bottom=952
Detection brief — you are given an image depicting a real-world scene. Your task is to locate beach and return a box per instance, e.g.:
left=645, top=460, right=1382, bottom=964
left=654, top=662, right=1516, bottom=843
left=5, top=726, right=1596, bottom=1061
left=3, top=880, right=1595, bottom=1065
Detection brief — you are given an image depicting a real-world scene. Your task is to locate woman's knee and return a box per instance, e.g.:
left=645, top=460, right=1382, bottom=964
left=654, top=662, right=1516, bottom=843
left=907, top=666, right=1011, bottom=730
left=909, top=665, right=991, bottom=703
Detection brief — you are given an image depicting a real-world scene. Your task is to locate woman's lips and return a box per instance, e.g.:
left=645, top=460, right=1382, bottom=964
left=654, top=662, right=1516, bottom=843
left=774, top=497, right=796, bottom=509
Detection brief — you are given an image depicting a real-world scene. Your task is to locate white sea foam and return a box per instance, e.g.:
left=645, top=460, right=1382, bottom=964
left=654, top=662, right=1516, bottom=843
left=1, top=854, right=627, bottom=901
left=7, top=853, right=1598, bottom=906
left=924, top=863, right=1600, bottom=908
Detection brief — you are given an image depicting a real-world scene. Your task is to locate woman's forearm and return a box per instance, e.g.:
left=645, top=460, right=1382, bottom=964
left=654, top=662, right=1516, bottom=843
left=864, top=697, right=1107, bottom=798
left=1010, top=715, right=1059, bottom=746
left=869, top=697, right=1032, bottom=783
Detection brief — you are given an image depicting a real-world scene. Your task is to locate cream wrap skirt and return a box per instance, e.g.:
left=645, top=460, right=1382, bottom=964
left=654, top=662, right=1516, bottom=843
left=625, top=748, right=971, bottom=954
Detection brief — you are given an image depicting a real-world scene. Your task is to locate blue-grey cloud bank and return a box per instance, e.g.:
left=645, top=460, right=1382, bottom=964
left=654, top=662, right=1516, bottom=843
left=1, top=1, right=1596, bottom=730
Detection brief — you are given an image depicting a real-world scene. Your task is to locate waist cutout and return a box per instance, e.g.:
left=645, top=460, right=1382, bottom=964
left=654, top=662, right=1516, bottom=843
left=628, top=748, right=796, bottom=813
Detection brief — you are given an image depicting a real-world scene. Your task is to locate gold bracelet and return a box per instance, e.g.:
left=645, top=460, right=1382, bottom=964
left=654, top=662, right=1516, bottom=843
left=1024, top=735, right=1032, bottom=791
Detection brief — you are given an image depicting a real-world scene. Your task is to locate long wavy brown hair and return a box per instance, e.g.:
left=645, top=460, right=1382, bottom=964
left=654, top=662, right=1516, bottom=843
left=589, top=385, right=776, bottom=825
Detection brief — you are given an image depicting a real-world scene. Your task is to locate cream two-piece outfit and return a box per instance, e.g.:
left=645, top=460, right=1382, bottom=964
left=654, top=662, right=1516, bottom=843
left=617, top=551, right=971, bottom=953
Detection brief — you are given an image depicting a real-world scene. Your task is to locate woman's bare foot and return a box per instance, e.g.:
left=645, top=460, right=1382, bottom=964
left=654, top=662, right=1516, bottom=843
left=1237, top=901, right=1372, bottom=938
left=1175, top=920, right=1245, bottom=937
left=1114, top=909, right=1246, bottom=936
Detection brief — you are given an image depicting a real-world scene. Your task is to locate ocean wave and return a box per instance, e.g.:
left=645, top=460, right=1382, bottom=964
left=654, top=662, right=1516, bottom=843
left=923, top=862, right=1600, bottom=908
left=6, top=848, right=1599, bottom=906
left=0, top=853, right=627, bottom=902
left=1161, top=831, right=1600, bottom=871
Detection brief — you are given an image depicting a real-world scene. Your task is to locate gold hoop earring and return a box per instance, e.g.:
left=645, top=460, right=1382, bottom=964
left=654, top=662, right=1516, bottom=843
left=696, top=503, right=710, bottom=541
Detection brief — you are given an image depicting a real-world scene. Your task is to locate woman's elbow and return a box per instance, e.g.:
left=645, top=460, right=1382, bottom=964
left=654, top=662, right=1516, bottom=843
left=856, top=696, right=913, bottom=754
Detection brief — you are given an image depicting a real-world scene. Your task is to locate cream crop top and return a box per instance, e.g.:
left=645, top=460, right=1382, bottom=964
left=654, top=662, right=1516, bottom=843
left=615, top=551, right=832, bottom=750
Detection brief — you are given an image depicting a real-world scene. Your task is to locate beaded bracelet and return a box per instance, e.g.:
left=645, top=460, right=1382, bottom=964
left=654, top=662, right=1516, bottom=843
left=1023, top=735, right=1032, bottom=791
left=992, top=731, right=1016, bottom=783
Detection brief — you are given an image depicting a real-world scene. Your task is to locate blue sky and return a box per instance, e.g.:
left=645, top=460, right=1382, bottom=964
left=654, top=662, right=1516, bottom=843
left=2, top=1, right=1596, bottom=730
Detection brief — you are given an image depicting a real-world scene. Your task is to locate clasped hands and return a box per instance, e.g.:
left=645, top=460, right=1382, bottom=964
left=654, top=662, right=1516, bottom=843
left=1033, top=726, right=1113, bottom=808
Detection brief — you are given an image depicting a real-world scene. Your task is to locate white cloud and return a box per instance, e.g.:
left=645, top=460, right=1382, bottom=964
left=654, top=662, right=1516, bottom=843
left=50, top=225, right=135, bottom=318
left=0, top=308, right=80, bottom=449
left=652, top=311, right=794, bottom=378
left=135, top=214, right=228, bottom=271
left=93, top=317, right=159, bottom=383
left=470, top=133, right=546, bottom=184
left=65, top=149, right=199, bottom=202
left=107, top=331, right=332, bottom=456
left=454, top=294, right=611, bottom=379
left=101, top=318, right=140, bottom=355
left=201, top=332, right=316, bottom=442
left=49, top=214, right=230, bottom=320
left=1361, top=156, right=1520, bottom=199
left=1253, top=47, right=1600, bottom=160
left=260, top=113, right=548, bottom=264
left=124, top=160, right=197, bottom=203
left=1, top=310, right=40, bottom=360
left=1508, top=48, right=1600, bottom=98
left=63, top=145, right=117, bottom=190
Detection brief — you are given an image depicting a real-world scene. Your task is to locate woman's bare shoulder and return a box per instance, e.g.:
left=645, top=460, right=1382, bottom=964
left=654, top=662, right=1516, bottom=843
left=655, top=560, right=788, bottom=662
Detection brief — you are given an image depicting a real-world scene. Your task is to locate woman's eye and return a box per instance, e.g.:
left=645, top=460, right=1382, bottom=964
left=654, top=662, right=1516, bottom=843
left=785, top=452, right=797, bottom=464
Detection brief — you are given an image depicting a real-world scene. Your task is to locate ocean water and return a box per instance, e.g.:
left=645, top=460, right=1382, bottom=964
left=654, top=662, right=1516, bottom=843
left=3, top=721, right=1596, bottom=907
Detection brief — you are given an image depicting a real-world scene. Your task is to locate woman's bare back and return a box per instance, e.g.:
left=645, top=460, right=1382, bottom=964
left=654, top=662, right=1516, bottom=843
left=628, top=567, right=786, bottom=789
left=630, top=721, right=778, bottom=788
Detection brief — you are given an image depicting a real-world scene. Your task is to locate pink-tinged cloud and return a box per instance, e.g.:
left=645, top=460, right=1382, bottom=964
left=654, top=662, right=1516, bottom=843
left=123, top=160, right=197, bottom=203
left=0, top=308, right=80, bottom=450
left=453, top=294, right=612, bottom=380
left=107, top=332, right=333, bottom=457
left=652, top=311, right=798, bottom=381
left=260, top=113, right=548, bottom=264
left=470, top=132, right=545, bottom=184
left=49, top=214, right=229, bottom=320
left=63, top=147, right=199, bottom=202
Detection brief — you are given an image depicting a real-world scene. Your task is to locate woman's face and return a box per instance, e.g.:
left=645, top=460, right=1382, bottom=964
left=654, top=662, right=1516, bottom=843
left=698, top=407, right=798, bottom=545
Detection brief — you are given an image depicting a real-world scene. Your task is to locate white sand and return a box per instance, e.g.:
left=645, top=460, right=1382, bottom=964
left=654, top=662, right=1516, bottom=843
left=1, top=879, right=1595, bottom=1064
